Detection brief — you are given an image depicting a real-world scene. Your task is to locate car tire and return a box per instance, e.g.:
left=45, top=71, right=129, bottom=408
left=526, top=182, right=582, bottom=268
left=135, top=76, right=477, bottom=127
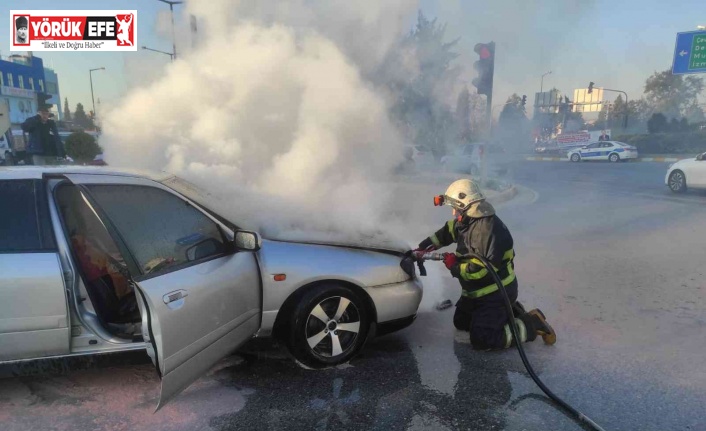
left=285, top=284, right=370, bottom=369
left=609, top=153, right=620, bottom=162
left=668, top=170, right=687, bottom=193
left=570, top=153, right=581, bottom=162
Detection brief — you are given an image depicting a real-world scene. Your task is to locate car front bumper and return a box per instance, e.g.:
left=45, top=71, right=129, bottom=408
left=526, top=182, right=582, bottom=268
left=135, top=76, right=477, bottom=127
left=364, top=278, right=423, bottom=324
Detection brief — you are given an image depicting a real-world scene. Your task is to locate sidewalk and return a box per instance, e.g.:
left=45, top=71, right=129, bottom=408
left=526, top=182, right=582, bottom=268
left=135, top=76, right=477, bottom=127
left=525, top=154, right=696, bottom=163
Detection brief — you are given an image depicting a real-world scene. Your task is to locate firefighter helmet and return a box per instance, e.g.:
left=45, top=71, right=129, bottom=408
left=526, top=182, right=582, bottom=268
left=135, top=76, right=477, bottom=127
left=441, top=179, right=485, bottom=211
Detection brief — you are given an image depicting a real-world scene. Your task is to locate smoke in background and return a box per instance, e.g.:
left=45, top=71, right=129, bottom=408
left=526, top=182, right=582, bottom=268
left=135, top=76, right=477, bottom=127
left=101, top=0, right=425, bottom=247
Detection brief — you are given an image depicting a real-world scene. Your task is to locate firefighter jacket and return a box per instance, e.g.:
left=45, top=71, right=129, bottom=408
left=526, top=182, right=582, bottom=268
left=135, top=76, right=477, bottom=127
left=419, top=213, right=516, bottom=299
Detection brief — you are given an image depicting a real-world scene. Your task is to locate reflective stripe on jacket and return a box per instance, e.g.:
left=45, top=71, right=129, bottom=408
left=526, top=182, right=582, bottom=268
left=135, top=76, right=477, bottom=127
left=419, top=213, right=516, bottom=299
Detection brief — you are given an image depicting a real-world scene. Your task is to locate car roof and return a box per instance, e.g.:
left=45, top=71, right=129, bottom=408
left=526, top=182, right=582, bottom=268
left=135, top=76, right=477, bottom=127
left=0, top=165, right=171, bottom=181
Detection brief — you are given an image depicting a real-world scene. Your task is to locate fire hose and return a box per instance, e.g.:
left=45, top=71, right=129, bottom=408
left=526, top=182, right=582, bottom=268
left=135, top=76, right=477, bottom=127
left=407, top=251, right=607, bottom=431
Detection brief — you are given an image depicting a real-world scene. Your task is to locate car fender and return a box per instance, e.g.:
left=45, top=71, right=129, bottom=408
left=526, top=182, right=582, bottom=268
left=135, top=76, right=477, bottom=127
left=255, top=239, right=413, bottom=329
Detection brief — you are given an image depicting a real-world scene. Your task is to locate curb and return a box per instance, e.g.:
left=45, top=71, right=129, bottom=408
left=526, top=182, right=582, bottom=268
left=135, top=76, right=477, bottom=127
left=487, top=185, right=518, bottom=205
left=525, top=156, right=688, bottom=163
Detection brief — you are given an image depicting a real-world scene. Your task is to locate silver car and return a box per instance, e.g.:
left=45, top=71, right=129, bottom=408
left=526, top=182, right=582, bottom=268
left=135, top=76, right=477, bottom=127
left=0, top=166, right=422, bottom=407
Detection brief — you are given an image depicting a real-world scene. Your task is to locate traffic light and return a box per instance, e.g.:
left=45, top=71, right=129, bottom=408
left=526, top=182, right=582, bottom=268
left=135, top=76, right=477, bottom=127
left=587, top=82, right=594, bottom=94
left=521, top=95, right=527, bottom=107
left=472, top=42, right=495, bottom=98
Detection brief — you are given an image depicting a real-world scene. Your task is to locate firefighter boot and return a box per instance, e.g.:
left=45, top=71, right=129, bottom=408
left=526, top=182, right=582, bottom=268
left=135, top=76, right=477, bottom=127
left=527, top=309, right=556, bottom=345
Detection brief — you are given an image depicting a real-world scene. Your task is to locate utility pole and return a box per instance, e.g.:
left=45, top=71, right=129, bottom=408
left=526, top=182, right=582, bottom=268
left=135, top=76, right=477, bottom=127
left=157, top=0, right=183, bottom=61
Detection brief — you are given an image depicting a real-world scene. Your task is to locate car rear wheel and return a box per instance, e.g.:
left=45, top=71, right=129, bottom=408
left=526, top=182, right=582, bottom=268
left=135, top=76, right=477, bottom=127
left=609, top=153, right=620, bottom=162
left=570, top=153, right=581, bottom=162
left=285, top=284, right=370, bottom=369
left=668, top=170, right=687, bottom=193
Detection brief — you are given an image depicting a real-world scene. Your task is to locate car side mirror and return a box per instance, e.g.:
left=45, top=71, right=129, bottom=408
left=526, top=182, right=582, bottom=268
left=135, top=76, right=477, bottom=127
left=234, top=230, right=262, bottom=252
left=186, top=238, right=222, bottom=262
left=698, top=153, right=705, bottom=161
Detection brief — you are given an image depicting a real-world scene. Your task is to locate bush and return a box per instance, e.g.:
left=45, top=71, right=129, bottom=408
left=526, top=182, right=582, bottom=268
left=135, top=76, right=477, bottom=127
left=612, top=132, right=706, bottom=154
left=65, top=131, right=103, bottom=163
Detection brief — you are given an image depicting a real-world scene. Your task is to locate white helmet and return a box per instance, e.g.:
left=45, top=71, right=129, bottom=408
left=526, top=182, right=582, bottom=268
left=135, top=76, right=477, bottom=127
left=435, top=179, right=485, bottom=211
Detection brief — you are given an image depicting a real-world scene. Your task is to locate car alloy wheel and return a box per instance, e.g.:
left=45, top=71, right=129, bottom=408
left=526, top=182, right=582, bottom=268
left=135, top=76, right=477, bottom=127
left=285, top=285, right=370, bottom=368
left=668, top=170, right=687, bottom=193
left=570, top=153, right=581, bottom=162
left=609, top=153, right=620, bottom=162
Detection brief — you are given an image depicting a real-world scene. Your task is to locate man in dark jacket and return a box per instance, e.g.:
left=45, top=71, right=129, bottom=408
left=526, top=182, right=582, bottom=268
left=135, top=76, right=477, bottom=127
left=412, top=179, right=556, bottom=350
left=22, top=105, right=65, bottom=165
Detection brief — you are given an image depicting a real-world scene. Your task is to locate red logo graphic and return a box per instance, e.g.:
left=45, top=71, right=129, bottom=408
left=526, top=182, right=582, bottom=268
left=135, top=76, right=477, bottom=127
left=115, top=13, right=134, bottom=46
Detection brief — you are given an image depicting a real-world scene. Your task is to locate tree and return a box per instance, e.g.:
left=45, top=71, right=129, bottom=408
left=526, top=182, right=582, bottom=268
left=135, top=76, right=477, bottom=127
left=644, top=69, right=704, bottom=121
left=647, top=113, right=668, bottom=133
left=497, top=94, right=530, bottom=148
left=73, top=103, right=94, bottom=129
left=456, top=87, right=471, bottom=142
left=64, top=131, right=102, bottom=163
left=385, top=11, right=462, bottom=159
left=63, top=98, right=71, bottom=122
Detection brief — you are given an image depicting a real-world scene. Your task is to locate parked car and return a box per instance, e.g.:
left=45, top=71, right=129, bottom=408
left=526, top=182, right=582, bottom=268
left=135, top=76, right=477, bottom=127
left=665, top=152, right=706, bottom=193
left=567, top=141, right=638, bottom=162
left=403, top=144, right=434, bottom=168
left=0, top=167, right=422, bottom=408
left=441, top=143, right=482, bottom=174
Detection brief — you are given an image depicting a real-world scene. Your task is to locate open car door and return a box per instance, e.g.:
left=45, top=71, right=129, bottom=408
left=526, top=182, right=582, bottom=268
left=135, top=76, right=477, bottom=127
left=60, top=174, right=262, bottom=409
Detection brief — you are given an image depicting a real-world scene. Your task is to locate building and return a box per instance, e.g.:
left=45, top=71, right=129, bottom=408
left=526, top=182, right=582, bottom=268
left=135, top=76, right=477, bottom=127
left=0, top=54, right=46, bottom=125
left=43, top=67, right=62, bottom=121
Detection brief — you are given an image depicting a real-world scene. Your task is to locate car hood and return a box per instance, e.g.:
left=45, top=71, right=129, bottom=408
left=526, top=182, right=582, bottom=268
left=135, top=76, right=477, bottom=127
left=670, top=158, right=694, bottom=169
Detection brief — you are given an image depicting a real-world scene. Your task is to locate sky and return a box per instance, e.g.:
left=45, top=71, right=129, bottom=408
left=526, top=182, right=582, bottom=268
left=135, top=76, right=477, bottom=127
left=0, top=0, right=704, bottom=118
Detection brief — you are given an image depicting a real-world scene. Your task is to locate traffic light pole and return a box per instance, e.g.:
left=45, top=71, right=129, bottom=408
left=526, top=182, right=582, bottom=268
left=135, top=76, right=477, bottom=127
left=482, top=92, right=492, bottom=185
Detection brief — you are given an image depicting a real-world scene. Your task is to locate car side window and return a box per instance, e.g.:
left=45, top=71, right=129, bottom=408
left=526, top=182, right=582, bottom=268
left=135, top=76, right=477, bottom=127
left=87, top=185, right=229, bottom=277
left=0, top=180, right=46, bottom=252
left=462, top=145, right=475, bottom=155
left=585, top=143, right=599, bottom=149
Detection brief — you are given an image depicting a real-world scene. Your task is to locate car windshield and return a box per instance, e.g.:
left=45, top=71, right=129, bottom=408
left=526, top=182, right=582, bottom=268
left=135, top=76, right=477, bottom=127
left=160, top=175, right=245, bottom=231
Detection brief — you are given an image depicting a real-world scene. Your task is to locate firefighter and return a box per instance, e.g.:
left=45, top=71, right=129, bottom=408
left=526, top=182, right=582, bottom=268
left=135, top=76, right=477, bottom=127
left=412, top=179, right=556, bottom=350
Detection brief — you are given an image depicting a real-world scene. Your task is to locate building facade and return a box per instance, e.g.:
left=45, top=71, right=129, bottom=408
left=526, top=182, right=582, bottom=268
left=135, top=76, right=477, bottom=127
left=0, top=54, right=46, bottom=125
left=43, top=67, right=62, bottom=121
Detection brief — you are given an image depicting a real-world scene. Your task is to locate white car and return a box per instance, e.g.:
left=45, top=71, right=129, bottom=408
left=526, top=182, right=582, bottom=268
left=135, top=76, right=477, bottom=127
left=568, top=141, right=638, bottom=163
left=441, top=143, right=482, bottom=174
left=665, top=152, right=706, bottom=193
left=403, top=144, right=434, bottom=167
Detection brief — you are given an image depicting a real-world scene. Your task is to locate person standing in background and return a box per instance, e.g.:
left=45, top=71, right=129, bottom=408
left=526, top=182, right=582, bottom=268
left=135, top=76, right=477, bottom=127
left=22, top=105, right=65, bottom=165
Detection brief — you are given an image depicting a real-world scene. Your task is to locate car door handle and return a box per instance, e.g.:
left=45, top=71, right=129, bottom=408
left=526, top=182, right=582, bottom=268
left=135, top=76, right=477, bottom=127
left=163, top=290, right=188, bottom=304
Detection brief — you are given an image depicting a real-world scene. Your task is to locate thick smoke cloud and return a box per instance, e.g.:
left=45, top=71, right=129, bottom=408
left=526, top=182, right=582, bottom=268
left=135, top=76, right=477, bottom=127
left=101, top=0, right=422, bottom=247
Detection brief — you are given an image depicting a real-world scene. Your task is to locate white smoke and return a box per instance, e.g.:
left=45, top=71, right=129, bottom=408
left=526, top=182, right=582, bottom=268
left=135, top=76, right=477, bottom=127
left=101, top=0, right=422, bottom=247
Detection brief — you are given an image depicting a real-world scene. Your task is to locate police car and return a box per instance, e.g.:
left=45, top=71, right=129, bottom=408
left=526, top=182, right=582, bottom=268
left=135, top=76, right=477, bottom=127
left=567, top=141, right=638, bottom=162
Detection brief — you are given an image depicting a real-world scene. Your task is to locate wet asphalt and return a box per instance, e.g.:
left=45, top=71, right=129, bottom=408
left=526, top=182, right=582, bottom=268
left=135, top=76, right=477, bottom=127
left=1, top=160, right=705, bottom=431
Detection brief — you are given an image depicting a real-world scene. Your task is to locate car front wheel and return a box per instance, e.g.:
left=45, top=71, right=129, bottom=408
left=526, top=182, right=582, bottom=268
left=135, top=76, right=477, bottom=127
left=570, top=153, right=581, bottom=162
left=668, top=170, right=687, bottom=193
left=285, top=284, right=370, bottom=369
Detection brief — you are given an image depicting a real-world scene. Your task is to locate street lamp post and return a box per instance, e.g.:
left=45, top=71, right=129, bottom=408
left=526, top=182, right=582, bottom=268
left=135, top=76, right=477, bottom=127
left=141, top=46, right=175, bottom=61
left=540, top=70, right=552, bottom=94
left=157, top=0, right=183, bottom=61
left=89, top=67, right=105, bottom=121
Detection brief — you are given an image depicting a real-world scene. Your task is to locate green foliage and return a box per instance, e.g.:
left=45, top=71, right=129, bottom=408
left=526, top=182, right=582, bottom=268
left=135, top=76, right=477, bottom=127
left=63, top=98, right=71, bottom=121
left=65, top=131, right=103, bottom=162
left=385, top=11, right=463, bottom=159
left=613, top=132, right=706, bottom=154
left=73, top=103, right=95, bottom=129
left=643, top=70, right=704, bottom=121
